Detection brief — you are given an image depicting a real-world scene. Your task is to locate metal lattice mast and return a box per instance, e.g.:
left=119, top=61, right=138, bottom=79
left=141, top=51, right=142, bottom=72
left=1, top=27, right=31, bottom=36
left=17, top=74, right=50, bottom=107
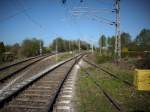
left=115, top=0, right=121, bottom=59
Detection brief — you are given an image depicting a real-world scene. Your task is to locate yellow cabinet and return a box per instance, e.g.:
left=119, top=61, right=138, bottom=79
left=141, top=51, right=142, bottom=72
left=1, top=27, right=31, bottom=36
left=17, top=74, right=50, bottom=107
left=134, top=69, right=150, bottom=91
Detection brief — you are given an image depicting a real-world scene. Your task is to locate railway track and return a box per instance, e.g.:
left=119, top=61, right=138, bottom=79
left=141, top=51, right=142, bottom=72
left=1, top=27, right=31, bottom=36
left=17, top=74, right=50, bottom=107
left=83, top=58, right=133, bottom=86
left=0, top=54, right=53, bottom=82
left=0, top=54, right=48, bottom=71
left=79, top=65, right=123, bottom=112
left=0, top=54, right=83, bottom=112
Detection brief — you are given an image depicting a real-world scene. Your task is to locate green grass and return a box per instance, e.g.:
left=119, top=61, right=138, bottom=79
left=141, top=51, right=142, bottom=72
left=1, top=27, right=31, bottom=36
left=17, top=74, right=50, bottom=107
left=101, top=63, right=134, bottom=84
left=76, top=65, right=150, bottom=112
left=95, top=53, right=112, bottom=64
left=57, top=52, right=73, bottom=61
left=76, top=69, right=117, bottom=112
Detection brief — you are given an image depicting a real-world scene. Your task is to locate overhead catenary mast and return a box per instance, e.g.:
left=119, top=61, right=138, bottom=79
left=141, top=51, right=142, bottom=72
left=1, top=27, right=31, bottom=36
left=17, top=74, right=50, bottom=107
left=63, top=0, right=121, bottom=59
left=115, top=0, right=121, bottom=59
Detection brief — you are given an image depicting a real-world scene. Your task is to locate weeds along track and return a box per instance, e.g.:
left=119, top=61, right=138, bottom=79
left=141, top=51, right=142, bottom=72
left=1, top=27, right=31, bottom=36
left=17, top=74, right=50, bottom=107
left=0, top=54, right=83, bottom=112
left=83, top=58, right=133, bottom=86
left=0, top=54, right=54, bottom=82
left=80, top=65, right=123, bottom=112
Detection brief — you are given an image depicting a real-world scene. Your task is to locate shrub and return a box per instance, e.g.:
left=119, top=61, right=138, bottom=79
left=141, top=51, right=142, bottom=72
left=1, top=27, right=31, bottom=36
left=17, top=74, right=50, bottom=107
left=95, top=53, right=112, bottom=64
left=135, top=53, right=150, bottom=69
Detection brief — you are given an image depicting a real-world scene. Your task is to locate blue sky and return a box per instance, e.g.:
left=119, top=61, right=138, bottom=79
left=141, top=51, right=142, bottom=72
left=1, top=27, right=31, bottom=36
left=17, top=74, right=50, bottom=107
left=0, top=0, right=150, bottom=46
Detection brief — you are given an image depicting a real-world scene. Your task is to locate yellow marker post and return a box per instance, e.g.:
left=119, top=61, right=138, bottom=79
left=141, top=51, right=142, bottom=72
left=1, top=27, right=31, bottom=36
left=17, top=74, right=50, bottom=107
left=134, top=69, right=150, bottom=91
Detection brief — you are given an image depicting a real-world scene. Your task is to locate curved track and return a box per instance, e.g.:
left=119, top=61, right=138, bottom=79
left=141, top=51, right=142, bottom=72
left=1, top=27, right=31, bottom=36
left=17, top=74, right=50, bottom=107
left=83, top=58, right=133, bottom=86
left=79, top=65, right=122, bottom=112
left=0, top=54, right=53, bottom=82
left=0, top=55, right=46, bottom=71
left=0, top=54, right=83, bottom=112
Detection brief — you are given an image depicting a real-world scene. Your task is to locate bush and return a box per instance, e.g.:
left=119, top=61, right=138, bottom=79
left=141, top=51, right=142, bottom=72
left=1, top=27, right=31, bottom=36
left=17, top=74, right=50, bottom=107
left=135, top=53, right=150, bottom=69
left=95, top=53, right=112, bottom=64
left=20, top=38, right=43, bottom=57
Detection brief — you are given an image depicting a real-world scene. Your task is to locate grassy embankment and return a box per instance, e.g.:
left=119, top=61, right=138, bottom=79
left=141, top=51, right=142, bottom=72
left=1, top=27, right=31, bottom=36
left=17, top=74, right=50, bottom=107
left=76, top=53, right=150, bottom=112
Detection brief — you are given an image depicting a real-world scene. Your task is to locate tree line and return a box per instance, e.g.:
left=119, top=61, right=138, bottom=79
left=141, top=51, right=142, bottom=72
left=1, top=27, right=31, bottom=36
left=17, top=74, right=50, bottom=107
left=0, top=37, right=90, bottom=63
left=50, top=37, right=90, bottom=52
left=98, top=28, right=150, bottom=57
left=0, top=28, right=149, bottom=63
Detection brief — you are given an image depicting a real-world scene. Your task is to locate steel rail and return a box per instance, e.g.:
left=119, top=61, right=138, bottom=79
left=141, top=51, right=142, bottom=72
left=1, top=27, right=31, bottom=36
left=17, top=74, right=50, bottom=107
left=0, top=54, right=54, bottom=82
left=83, top=58, right=133, bottom=86
left=0, top=54, right=46, bottom=71
left=48, top=54, right=84, bottom=112
left=0, top=54, right=83, bottom=110
left=80, top=66, right=123, bottom=112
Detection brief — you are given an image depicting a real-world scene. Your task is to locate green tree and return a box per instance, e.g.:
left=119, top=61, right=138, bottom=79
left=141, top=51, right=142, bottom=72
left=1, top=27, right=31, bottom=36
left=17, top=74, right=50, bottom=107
left=107, top=36, right=115, bottom=55
left=0, top=42, right=5, bottom=62
left=20, top=38, right=43, bottom=57
left=80, top=41, right=90, bottom=50
left=135, top=29, right=150, bottom=51
left=50, top=38, right=90, bottom=52
left=10, top=43, right=20, bottom=57
left=5, top=45, right=11, bottom=52
left=0, top=42, right=5, bottom=54
left=99, top=35, right=106, bottom=48
left=121, top=32, right=131, bottom=48
left=71, top=40, right=78, bottom=50
left=42, top=47, right=51, bottom=54
left=99, top=35, right=106, bottom=55
left=51, top=37, right=66, bottom=52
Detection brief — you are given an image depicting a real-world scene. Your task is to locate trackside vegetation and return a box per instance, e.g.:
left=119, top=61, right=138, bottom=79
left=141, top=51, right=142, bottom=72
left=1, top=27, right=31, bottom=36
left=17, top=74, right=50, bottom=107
left=0, top=37, right=90, bottom=65
left=75, top=54, right=150, bottom=112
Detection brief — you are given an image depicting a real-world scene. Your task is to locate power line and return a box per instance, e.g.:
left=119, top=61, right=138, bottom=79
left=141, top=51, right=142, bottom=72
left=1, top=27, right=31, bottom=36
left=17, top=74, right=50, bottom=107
left=0, top=8, right=30, bottom=23
left=85, top=14, right=112, bottom=26
left=70, top=0, right=121, bottom=60
left=88, top=13, right=114, bottom=25
left=71, top=8, right=115, bottom=26
left=71, top=7, right=114, bottom=14
left=97, top=0, right=114, bottom=5
left=62, top=1, right=86, bottom=52
left=10, top=0, right=44, bottom=29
